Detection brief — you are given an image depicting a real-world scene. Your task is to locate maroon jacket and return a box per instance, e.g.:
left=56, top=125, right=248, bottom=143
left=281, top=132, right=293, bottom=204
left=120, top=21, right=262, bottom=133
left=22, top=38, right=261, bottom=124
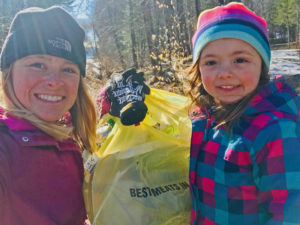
left=0, top=110, right=86, bottom=225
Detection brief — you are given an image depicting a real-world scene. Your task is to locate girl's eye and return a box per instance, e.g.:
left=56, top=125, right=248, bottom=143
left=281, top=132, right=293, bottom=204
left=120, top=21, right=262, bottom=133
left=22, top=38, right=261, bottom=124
left=235, top=58, right=247, bottom=63
left=205, top=60, right=216, bottom=66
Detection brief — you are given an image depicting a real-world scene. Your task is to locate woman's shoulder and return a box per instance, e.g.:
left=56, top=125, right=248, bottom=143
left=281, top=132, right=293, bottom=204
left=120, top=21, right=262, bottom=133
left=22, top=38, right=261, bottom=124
left=0, top=111, right=38, bottom=149
left=0, top=117, right=14, bottom=167
left=0, top=116, right=17, bottom=147
left=0, top=109, right=38, bottom=132
left=0, top=112, right=9, bottom=133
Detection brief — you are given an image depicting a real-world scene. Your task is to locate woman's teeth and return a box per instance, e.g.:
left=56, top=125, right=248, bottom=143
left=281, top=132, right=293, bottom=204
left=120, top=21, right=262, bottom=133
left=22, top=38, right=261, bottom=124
left=37, top=94, right=63, bottom=101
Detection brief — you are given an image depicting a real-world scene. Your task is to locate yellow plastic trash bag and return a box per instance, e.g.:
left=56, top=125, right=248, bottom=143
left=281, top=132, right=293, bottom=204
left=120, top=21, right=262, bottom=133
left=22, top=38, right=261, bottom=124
left=84, top=88, right=192, bottom=225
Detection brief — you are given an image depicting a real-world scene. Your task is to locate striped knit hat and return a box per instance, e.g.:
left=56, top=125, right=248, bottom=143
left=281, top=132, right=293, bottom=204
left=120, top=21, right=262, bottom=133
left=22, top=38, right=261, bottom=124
left=192, top=2, right=270, bottom=68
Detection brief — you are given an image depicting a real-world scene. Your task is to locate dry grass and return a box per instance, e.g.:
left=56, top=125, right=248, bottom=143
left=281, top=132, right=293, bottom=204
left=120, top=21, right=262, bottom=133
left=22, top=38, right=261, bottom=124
left=84, top=75, right=105, bottom=101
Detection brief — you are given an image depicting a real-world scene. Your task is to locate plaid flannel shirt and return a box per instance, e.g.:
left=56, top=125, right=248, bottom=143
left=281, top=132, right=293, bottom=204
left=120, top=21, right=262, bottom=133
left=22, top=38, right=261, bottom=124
left=189, top=79, right=300, bottom=225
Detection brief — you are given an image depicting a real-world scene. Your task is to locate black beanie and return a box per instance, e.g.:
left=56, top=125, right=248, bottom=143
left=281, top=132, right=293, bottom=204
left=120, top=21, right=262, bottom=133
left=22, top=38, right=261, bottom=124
left=0, top=6, right=86, bottom=76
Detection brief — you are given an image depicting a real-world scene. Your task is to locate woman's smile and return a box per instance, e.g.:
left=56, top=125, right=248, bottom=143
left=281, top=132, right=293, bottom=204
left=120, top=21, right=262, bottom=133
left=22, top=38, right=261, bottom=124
left=35, top=94, right=64, bottom=102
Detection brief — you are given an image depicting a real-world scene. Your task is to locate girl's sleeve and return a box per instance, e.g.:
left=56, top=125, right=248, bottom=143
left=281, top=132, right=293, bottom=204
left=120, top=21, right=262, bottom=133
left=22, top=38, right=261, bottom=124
left=252, top=118, right=300, bottom=224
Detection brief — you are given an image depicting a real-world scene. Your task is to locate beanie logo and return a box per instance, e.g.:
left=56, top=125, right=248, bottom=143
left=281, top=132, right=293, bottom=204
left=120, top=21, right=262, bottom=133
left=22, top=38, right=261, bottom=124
left=48, top=37, right=72, bottom=52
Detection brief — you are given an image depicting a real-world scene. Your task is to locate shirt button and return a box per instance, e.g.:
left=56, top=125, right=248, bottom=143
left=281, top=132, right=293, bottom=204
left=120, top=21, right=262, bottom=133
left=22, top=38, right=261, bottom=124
left=21, top=137, right=29, bottom=142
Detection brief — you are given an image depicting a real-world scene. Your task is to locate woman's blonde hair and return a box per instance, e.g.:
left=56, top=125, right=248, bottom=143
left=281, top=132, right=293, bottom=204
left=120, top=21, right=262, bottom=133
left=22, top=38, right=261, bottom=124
left=0, top=65, right=96, bottom=152
left=186, top=57, right=270, bottom=130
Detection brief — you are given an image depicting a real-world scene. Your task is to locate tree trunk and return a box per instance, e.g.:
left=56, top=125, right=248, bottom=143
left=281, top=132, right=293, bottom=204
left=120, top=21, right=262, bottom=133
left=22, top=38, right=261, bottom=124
left=92, top=23, right=100, bottom=57
left=297, top=1, right=300, bottom=47
left=128, top=0, right=138, bottom=68
left=142, top=0, right=158, bottom=74
left=287, top=23, right=290, bottom=48
left=106, top=6, right=126, bottom=69
left=153, top=0, right=163, bottom=73
left=177, top=0, right=191, bottom=56
left=195, top=0, right=201, bottom=17
left=286, top=4, right=290, bottom=48
left=165, top=0, right=175, bottom=62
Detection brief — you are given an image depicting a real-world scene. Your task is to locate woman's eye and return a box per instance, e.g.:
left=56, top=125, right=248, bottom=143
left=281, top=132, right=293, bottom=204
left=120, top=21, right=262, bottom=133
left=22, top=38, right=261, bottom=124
left=63, top=68, right=76, bottom=73
left=235, top=58, right=247, bottom=63
left=30, top=63, right=45, bottom=69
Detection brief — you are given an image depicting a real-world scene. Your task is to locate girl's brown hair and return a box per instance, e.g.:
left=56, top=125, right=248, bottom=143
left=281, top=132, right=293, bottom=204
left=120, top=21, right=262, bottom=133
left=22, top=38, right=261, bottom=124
left=0, top=65, right=96, bottom=152
left=186, top=57, right=270, bottom=130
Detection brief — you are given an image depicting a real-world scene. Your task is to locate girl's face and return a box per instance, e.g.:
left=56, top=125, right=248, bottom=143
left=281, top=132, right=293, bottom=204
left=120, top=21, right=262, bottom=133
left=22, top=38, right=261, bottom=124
left=12, top=55, right=80, bottom=122
left=199, top=38, right=262, bottom=104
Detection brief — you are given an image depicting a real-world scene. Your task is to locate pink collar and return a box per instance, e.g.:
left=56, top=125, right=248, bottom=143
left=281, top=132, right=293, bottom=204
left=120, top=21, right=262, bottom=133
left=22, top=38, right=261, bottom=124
left=0, top=108, right=37, bottom=131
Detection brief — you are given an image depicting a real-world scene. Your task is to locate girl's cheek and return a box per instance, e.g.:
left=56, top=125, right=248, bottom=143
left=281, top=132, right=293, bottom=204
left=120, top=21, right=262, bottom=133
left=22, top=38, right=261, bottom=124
left=199, top=66, right=208, bottom=74
left=201, top=74, right=211, bottom=87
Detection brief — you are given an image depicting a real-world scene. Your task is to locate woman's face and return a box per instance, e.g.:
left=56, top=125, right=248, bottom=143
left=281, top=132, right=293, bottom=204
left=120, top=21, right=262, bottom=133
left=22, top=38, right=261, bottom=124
left=12, top=55, right=80, bottom=122
left=199, top=38, right=262, bottom=104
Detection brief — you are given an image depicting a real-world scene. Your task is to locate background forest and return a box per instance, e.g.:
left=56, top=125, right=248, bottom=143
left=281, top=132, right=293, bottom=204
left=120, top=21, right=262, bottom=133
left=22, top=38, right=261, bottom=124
left=0, top=0, right=300, bottom=83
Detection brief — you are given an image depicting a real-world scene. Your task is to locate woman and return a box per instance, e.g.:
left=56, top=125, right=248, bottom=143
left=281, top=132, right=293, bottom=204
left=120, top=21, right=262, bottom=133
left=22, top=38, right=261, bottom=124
left=0, top=6, right=96, bottom=225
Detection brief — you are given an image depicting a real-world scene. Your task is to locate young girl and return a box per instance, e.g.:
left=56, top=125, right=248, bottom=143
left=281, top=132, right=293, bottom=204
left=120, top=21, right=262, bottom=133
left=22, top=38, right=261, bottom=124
left=0, top=6, right=96, bottom=224
left=188, top=2, right=300, bottom=225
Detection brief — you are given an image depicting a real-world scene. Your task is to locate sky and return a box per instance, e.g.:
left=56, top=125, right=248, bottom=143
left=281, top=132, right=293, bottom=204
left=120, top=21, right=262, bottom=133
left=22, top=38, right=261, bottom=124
left=71, top=0, right=90, bottom=19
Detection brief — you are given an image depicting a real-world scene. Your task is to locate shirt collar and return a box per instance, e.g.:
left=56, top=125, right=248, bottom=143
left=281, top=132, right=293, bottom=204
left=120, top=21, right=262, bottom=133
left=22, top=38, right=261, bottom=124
left=0, top=108, right=78, bottom=151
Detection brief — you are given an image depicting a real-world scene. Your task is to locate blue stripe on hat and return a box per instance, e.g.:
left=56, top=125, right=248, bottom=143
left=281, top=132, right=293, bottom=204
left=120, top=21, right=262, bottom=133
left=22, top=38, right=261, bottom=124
left=193, top=24, right=271, bottom=68
left=194, top=18, right=269, bottom=45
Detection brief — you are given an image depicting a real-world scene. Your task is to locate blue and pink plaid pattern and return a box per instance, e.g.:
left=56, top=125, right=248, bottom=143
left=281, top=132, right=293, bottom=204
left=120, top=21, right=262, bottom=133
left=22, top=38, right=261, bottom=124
left=189, top=79, right=300, bottom=225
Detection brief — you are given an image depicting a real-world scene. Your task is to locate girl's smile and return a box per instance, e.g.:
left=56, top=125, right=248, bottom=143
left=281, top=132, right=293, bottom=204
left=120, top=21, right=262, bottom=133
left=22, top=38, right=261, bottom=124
left=199, top=38, right=262, bottom=104
left=216, top=85, right=241, bottom=91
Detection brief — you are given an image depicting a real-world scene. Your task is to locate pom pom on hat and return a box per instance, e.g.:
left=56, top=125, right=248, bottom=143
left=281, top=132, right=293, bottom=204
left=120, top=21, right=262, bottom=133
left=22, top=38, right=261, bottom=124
left=192, top=2, right=271, bottom=69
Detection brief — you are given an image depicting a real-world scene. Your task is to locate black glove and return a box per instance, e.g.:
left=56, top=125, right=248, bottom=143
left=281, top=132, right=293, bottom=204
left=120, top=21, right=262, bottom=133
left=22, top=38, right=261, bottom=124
left=106, top=68, right=150, bottom=126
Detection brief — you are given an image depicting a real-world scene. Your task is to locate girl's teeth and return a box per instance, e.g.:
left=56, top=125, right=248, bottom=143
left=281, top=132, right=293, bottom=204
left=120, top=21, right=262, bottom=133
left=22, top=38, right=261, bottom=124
left=38, top=94, right=63, bottom=101
left=221, top=86, right=234, bottom=89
